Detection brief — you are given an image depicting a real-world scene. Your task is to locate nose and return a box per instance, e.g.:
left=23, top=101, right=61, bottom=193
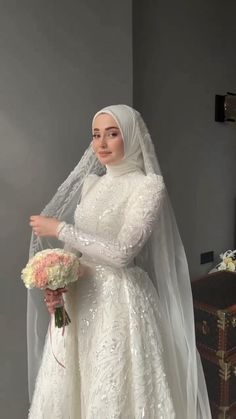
left=99, top=133, right=107, bottom=148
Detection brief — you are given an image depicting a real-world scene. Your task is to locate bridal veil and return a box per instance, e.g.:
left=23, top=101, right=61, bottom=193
left=27, top=104, right=211, bottom=418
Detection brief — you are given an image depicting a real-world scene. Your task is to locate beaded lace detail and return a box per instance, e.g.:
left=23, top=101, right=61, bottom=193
left=28, top=172, right=175, bottom=419
left=58, top=172, right=165, bottom=268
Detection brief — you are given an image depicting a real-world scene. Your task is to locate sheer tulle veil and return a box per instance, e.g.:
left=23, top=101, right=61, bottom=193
left=27, top=104, right=211, bottom=418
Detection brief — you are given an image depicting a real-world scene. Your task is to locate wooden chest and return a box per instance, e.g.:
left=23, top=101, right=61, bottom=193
left=191, top=271, right=236, bottom=418
left=199, top=346, right=236, bottom=418
left=192, top=271, right=236, bottom=359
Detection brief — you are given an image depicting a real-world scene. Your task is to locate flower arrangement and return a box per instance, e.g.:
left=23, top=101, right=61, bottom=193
left=216, top=249, right=236, bottom=272
left=21, top=248, right=80, bottom=327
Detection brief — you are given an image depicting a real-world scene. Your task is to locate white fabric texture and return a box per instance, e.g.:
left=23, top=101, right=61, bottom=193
left=29, top=172, right=175, bottom=419
left=57, top=174, right=164, bottom=268
left=27, top=104, right=212, bottom=418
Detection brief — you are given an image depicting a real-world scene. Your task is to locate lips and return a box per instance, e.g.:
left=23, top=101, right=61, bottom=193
left=98, top=152, right=112, bottom=156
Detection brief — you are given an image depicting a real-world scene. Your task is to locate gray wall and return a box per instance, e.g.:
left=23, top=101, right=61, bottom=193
left=0, top=1, right=132, bottom=417
left=1, top=0, right=236, bottom=417
left=133, top=0, right=236, bottom=278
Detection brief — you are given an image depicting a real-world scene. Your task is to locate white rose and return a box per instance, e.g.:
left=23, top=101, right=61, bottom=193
left=227, top=262, right=235, bottom=271
left=224, top=257, right=233, bottom=264
left=218, top=262, right=226, bottom=271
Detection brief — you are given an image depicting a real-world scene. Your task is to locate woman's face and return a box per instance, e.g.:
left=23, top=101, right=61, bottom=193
left=92, top=113, right=124, bottom=165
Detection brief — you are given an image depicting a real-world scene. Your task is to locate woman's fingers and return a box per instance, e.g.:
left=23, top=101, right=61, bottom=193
left=45, top=298, right=63, bottom=314
left=43, top=288, right=65, bottom=314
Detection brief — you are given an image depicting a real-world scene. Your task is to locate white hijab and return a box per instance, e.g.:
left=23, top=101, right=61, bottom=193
left=92, top=104, right=144, bottom=176
left=27, top=104, right=212, bottom=419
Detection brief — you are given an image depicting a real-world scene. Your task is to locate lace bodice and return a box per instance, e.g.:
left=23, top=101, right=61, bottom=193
left=29, top=170, right=177, bottom=419
left=58, top=171, right=165, bottom=268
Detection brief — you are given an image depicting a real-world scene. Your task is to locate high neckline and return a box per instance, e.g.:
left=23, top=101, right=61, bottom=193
left=105, top=162, right=143, bottom=177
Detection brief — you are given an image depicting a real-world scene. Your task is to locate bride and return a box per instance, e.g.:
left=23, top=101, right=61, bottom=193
left=27, top=104, right=212, bottom=418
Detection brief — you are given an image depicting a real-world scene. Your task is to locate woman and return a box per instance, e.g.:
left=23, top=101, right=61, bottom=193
left=27, top=105, right=211, bottom=418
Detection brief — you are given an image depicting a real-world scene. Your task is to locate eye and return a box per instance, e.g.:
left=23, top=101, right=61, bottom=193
left=92, top=133, right=100, bottom=139
left=108, top=131, right=118, bottom=138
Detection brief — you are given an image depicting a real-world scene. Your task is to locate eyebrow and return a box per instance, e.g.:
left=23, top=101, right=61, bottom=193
left=93, top=126, right=119, bottom=131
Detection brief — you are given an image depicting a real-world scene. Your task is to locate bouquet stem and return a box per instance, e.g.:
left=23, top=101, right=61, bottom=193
left=54, top=307, right=71, bottom=328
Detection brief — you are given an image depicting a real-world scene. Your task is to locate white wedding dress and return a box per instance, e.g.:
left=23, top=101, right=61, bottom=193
left=28, top=170, right=176, bottom=419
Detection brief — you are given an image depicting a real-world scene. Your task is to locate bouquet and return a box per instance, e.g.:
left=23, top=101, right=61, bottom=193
left=216, top=249, right=236, bottom=272
left=21, top=248, right=80, bottom=328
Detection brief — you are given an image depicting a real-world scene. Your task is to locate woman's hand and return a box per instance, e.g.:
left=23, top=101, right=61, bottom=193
left=29, top=215, right=61, bottom=237
left=44, top=288, right=67, bottom=314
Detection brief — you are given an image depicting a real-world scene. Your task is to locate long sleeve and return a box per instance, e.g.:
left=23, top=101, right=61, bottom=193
left=63, top=242, right=82, bottom=258
left=58, top=174, right=165, bottom=268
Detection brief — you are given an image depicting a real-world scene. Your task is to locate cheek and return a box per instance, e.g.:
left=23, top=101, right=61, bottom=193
left=119, top=142, right=125, bottom=158
left=112, top=139, right=124, bottom=157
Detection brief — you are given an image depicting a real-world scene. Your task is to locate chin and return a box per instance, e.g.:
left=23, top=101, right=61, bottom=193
left=97, top=155, right=114, bottom=165
left=96, top=153, right=123, bottom=166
